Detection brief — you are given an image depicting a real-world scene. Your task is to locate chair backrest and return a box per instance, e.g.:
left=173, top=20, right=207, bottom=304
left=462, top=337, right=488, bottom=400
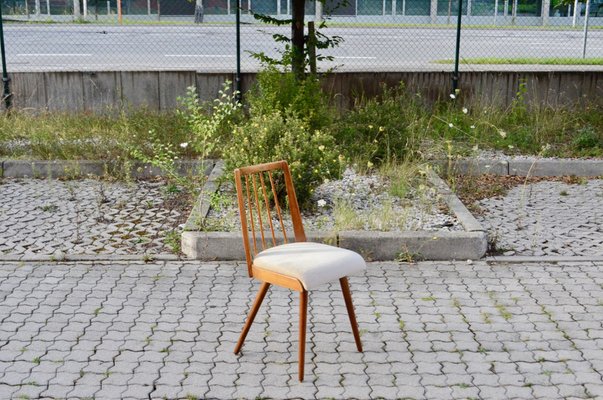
left=234, top=160, right=307, bottom=277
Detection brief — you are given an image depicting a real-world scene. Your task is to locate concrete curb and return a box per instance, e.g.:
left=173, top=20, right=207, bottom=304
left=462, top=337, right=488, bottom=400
left=181, top=167, right=488, bottom=261
left=486, top=255, right=603, bottom=263
left=0, top=159, right=215, bottom=179
left=183, top=160, right=224, bottom=231
left=0, top=254, right=182, bottom=262
left=442, top=158, right=603, bottom=177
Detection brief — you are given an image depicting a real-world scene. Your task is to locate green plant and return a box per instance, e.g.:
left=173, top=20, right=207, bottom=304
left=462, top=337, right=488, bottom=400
left=163, top=230, right=181, bottom=254
left=332, top=200, right=363, bottom=231
left=246, top=69, right=333, bottom=132
left=332, top=84, right=418, bottom=167
left=225, top=109, right=340, bottom=205
left=178, top=82, right=242, bottom=160
left=572, top=126, right=602, bottom=152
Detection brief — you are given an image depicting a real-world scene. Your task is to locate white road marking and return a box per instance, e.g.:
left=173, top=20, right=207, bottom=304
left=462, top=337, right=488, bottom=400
left=335, top=56, right=377, bottom=59
left=17, top=53, right=92, bottom=56
left=165, top=54, right=235, bottom=57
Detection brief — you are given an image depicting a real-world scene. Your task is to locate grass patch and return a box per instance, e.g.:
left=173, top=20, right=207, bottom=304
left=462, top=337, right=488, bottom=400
left=436, top=57, right=603, bottom=65
left=0, top=108, right=192, bottom=162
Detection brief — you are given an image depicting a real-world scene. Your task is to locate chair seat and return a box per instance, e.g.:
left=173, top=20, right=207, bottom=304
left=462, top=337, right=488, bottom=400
left=253, top=242, right=366, bottom=290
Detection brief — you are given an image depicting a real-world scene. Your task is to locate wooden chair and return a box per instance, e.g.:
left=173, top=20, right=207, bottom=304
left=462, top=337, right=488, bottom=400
left=233, top=160, right=366, bottom=382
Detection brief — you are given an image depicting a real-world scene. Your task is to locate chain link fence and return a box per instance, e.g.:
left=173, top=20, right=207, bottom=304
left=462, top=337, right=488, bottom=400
left=1, top=0, right=602, bottom=73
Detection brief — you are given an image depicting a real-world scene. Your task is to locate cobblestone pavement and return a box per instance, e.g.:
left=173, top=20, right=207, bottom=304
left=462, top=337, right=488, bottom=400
left=477, top=179, right=603, bottom=257
left=1, top=260, right=603, bottom=399
left=0, top=179, right=189, bottom=256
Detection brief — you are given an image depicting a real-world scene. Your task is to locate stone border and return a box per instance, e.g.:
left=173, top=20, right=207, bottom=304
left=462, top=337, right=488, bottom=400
left=0, top=253, right=182, bottom=262
left=442, top=157, right=603, bottom=177
left=0, top=159, right=216, bottom=179
left=181, top=167, right=488, bottom=261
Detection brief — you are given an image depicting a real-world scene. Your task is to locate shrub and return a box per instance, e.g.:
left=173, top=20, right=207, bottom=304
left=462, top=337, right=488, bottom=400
left=245, top=68, right=333, bottom=132
left=332, top=84, right=418, bottom=167
left=224, top=109, right=341, bottom=205
left=572, top=126, right=602, bottom=152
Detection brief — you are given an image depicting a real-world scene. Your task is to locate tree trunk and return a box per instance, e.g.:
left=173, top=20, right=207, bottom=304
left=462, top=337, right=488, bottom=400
left=194, top=0, right=203, bottom=23
left=73, top=0, right=81, bottom=20
left=291, top=0, right=305, bottom=79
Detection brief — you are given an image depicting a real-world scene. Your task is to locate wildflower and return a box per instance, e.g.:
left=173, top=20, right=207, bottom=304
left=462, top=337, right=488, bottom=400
left=367, top=161, right=374, bottom=169
left=317, top=199, right=326, bottom=208
left=448, top=123, right=454, bottom=128
left=498, top=130, right=507, bottom=139
left=470, top=125, right=476, bottom=129
left=462, top=107, right=468, bottom=114
left=180, top=142, right=189, bottom=148
left=318, top=145, right=325, bottom=151
left=508, top=145, right=514, bottom=149
left=449, top=93, right=456, bottom=99
left=472, top=145, right=479, bottom=152
left=323, top=178, right=330, bottom=184
left=379, top=126, right=385, bottom=132
left=368, top=125, right=374, bottom=129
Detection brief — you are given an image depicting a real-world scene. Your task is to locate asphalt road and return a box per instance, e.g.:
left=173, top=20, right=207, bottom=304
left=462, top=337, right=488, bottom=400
left=4, top=24, right=603, bottom=71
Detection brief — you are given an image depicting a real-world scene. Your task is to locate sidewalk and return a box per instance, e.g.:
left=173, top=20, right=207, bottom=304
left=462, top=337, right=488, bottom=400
left=1, top=259, right=602, bottom=399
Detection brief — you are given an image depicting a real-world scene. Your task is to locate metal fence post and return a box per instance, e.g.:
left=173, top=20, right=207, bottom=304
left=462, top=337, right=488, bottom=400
left=451, top=0, right=463, bottom=94
left=235, top=0, right=242, bottom=103
left=583, top=0, right=591, bottom=58
left=0, top=1, right=12, bottom=111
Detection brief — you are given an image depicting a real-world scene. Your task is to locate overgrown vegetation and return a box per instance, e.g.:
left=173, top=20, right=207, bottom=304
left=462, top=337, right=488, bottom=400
left=1, top=74, right=602, bottom=211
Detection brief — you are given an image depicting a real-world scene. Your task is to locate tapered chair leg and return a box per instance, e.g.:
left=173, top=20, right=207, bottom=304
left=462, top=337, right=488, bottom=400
left=234, top=282, right=271, bottom=354
left=299, top=290, right=308, bottom=382
left=340, top=277, right=363, bottom=352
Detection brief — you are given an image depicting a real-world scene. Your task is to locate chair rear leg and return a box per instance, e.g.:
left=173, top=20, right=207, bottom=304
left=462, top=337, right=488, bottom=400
left=234, top=282, right=270, bottom=354
left=299, top=290, right=308, bottom=382
left=340, top=277, right=363, bottom=352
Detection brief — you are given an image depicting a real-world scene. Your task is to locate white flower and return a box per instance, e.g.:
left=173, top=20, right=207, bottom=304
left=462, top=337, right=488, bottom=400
left=470, top=125, right=475, bottom=129
left=462, top=107, right=468, bottom=114
left=498, top=130, right=507, bottom=139
left=318, top=145, right=325, bottom=151
left=448, top=123, right=454, bottom=128
left=180, top=142, right=189, bottom=148
left=317, top=199, right=326, bottom=208
left=449, top=94, right=456, bottom=99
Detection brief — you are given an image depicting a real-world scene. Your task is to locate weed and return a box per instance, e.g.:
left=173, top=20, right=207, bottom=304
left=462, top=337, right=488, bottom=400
left=32, top=357, right=40, bottom=365
left=39, top=204, right=59, bottom=212
left=560, top=190, right=569, bottom=196
left=421, top=296, right=436, bottom=302
left=398, top=319, right=406, bottom=330
left=163, top=230, right=181, bottom=254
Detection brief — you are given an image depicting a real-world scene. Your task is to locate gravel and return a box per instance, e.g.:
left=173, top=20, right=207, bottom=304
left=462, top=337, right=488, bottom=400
left=205, top=168, right=461, bottom=233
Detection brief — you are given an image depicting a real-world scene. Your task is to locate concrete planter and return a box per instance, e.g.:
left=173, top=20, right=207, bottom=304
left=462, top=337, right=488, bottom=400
left=442, top=157, right=603, bottom=177
left=181, top=163, right=488, bottom=261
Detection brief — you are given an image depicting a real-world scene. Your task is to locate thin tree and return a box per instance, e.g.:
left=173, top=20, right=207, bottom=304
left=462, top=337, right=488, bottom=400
left=73, top=0, right=82, bottom=20
left=194, top=0, right=203, bottom=23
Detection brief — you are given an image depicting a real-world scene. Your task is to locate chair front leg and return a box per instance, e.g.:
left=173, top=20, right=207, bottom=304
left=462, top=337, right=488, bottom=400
left=340, top=277, right=363, bottom=352
left=299, top=290, right=308, bottom=382
left=234, top=282, right=270, bottom=354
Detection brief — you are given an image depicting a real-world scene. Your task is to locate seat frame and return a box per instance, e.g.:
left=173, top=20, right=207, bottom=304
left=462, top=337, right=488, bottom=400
left=233, top=160, right=363, bottom=382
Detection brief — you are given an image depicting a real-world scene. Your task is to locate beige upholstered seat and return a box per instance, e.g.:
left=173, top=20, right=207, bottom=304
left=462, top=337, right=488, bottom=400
left=254, top=242, right=366, bottom=290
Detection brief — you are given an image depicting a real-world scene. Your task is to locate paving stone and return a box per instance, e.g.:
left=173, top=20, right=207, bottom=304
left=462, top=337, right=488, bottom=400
left=0, top=179, right=187, bottom=256
left=477, top=179, right=603, bottom=257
